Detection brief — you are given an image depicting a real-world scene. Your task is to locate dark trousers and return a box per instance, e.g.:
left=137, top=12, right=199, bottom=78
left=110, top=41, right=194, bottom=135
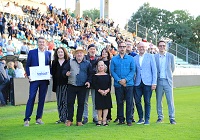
left=115, top=86, right=133, bottom=123
left=0, top=25, right=5, bottom=35
left=134, top=81, right=152, bottom=121
left=67, top=85, right=87, bottom=122
left=8, top=29, right=13, bottom=40
left=56, top=85, right=68, bottom=122
left=24, top=80, right=48, bottom=121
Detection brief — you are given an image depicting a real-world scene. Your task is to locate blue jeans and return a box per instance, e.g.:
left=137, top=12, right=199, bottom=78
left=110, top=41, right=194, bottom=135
left=0, top=91, right=5, bottom=105
left=135, top=81, right=152, bottom=121
left=83, top=89, right=97, bottom=119
left=115, top=86, right=133, bottom=123
left=0, top=82, right=7, bottom=105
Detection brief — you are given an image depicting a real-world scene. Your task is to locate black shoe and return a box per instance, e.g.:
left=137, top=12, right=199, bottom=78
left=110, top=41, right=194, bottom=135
left=170, top=119, right=176, bottom=124
left=103, top=123, right=108, bottom=126
left=117, top=122, right=125, bottom=125
left=132, top=119, right=136, bottom=123
left=156, top=118, right=163, bottom=123
left=113, top=118, right=119, bottom=123
left=55, top=120, right=62, bottom=124
left=93, top=117, right=98, bottom=124
left=127, top=122, right=132, bottom=126
left=96, top=123, right=101, bottom=126
left=82, top=117, right=88, bottom=124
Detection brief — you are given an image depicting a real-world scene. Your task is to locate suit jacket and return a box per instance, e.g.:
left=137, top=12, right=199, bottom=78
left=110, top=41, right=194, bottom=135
left=134, top=53, right=157, bottom=86
left=26, top=49, right=51, bottom=77
left=0, top=62, right=6, bottom=78
left=154, top=52, right=175, bottom=87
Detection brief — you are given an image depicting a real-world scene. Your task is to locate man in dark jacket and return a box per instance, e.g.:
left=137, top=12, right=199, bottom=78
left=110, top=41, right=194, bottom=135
left=82, top=44, right=99, bottom=124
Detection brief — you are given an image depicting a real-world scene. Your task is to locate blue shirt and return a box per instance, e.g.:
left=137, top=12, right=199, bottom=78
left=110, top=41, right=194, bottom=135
left=159, top=53, right=167, bottom=79
left=110, top=54, right=136, bottom=87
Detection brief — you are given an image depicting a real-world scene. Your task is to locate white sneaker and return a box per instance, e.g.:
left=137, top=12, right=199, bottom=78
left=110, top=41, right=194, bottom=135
left=24, top=120, right=29, bottom=127
left=36, top=119, right=44, bottom=125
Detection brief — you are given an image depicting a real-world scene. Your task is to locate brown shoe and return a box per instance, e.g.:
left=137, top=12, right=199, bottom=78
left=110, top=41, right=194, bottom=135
left=76, top=122, right=83, bottom=126
left=66, top=120, right=73, bottom=126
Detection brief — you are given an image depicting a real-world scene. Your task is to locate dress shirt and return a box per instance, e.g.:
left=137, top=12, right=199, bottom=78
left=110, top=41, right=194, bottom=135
left=159, top=53, right=167, bottom=79
left=139, top=54, right=144, bottom=67
left=38, top=49, right=45, bottom=66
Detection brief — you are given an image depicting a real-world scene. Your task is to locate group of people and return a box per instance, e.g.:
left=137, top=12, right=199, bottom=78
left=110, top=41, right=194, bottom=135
left=22, top=36, right=176, bottom=127
left=0, top=60, right=25, bottom=106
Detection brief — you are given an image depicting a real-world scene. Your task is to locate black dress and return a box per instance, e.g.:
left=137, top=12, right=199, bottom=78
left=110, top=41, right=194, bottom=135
left=93, top=74, right=112, bottom=110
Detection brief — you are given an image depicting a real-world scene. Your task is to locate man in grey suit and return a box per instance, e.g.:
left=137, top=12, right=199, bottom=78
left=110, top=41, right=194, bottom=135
left=154, top=40, right=176, bottom=124
left=134, top=42, right=157, bottom=125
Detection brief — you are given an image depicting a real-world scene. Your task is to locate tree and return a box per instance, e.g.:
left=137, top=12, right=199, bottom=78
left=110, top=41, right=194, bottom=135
left=83, top=8, right=100, bottom=21
left=128, top=3, right=173, bottom=43
left=127, top=2, right=199, bottom=52
left=190, top=16, right=200, bottom=52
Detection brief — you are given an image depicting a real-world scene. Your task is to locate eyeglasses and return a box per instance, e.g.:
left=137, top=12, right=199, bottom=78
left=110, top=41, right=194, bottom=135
left=159, top=45, right=166, bottom=47
left=118, top=46, right=126, bottom=48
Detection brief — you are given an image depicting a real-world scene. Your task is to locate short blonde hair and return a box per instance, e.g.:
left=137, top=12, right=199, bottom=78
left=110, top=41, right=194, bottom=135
left=96, top=61, right=107, bottom=73
left=7, top=61, right=15, bottom=69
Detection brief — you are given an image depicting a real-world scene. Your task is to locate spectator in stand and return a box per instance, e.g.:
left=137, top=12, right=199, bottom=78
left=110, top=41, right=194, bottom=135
left=0, top=13, right=6, bottom=36
left=47, top=40, right=55, bottom=60
left=7, top=20, right=14, bottom=40
left=6, top=61, right=15, bottom=79
left=0, top=46, right=3, bottom=57
left=0, top=60, right=8, bottom=106
left=49, top=3, right=53, bottom=14
left=5, top=2, right=10, bottom=7
left=68, top=38, right=75, bottom=49
left=6, top=40, right=15, bottom=55
left=18, top=21, right=24, bottom=31
left=61, top=35, right=68, bottom=45
left=0, top=34, right=7, bottom=47
left=20, top=42, right=29, bottom=54
left=52, top=47, right=70, bottom=124
left=14, top=61, right=25, bottom=78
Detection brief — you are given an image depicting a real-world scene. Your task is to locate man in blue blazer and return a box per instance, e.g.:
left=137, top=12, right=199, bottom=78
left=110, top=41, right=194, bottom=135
left=154, top=40, right=176, bottom=124
left=134, top=42, right=157, bottom=125
left=24, top=37, right=51, bottom=127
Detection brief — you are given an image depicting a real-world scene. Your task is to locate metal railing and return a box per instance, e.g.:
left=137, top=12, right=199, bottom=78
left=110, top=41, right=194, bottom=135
left=127, top=21, right=200, bottom=65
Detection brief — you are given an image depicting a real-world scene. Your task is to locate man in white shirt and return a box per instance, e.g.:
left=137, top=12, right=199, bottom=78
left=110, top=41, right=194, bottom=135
left=23, top=37, right=51, bottom=127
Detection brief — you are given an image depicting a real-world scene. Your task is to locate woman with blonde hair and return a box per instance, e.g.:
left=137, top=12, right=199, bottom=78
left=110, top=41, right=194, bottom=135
left=92, top=61, right=112, bottom=126
left=6, top=61, right=15, bottom=79
left=14, top=61, right=25, bottom=78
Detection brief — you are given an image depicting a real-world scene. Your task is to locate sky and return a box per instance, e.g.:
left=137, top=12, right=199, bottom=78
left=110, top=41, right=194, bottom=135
left=46, top=0, right=200, bottom=28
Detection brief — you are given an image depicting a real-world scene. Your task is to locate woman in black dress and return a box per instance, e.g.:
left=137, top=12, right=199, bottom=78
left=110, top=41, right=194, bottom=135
left=52, top=47, right=70, bottom=124
left=98, top=48, right=112, bottom=121
left=93, top=61, right=112, bottom=126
